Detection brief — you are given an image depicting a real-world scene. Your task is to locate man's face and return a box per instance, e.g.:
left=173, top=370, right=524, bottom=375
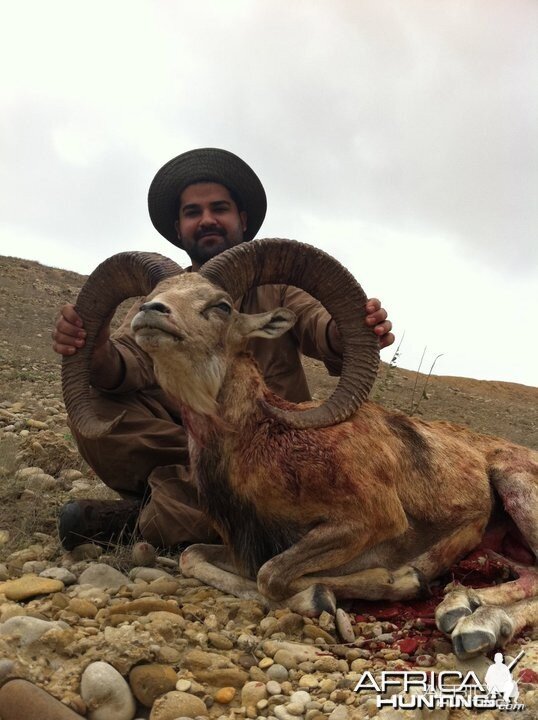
left=175, top=182, right=248, bottom=268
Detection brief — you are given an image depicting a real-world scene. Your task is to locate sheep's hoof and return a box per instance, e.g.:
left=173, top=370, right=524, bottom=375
left=285, top=584, right=337, bottom=617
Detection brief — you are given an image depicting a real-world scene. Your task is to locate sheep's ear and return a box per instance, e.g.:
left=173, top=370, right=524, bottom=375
left=237, top=308, right=296, bottom=339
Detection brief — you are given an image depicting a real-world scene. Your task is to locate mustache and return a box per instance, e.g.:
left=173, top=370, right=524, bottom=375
left=195, top=227, right=226, bottom=240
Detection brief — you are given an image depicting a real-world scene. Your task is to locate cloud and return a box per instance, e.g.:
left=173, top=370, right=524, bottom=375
left=0, top=0, right=535, bottom=384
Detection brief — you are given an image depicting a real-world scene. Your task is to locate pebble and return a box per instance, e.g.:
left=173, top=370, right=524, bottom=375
left=336, top=608, right=355, bottom=642
left=149, top=690, right=208, bottom=719
left=40, top=567, right=77, bottom=584
left=0, top=658, right=15, bottom=684
left=266, top=663, right=289, bottom=682
left=328, top=707, right=349, bottom=720
left=67, top=598, right=98, bottom=618
left=241, top=680, right=267, bottom=705
left=0, top=679, right=84, bottom=719
left=0, top=616, right=66, bottom=645
left=175, top=679, right=192, bottom=692
left=300, top=674, right=320, bottom=689
left=266, top=680, right=282, bottom=695
left=129, top=663, right=178, bottom=707
left=0, top=574, right=63, bottom=601
left=130, top=567, right=175, bottom=582
left=214, top=686, right=236, bottom=704
left=78, top=563, right=129, bottom=590
left=208, top=631, right=234, bottom=650
left=80, top=661, right=136, bottom=720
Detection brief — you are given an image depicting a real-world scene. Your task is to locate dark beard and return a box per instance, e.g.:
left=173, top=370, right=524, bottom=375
left=189, top=236, right=229, bottom=266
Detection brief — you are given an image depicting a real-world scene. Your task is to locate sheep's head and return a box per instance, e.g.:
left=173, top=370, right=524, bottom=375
left=131, top=273, right=296, bottom=416
left=62, top=239, right=379, bottom=439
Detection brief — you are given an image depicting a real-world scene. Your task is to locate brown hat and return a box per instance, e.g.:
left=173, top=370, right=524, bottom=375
left=148, top=148, right=267, bottom=246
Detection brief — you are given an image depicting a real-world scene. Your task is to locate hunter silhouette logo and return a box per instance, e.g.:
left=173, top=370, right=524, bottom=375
left=485, top=652, right=520, bottom=702
left=354, top=650, right=526, bottom=711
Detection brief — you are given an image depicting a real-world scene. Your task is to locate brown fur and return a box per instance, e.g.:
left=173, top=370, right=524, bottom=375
left=131, top=273, right=538, bottom=657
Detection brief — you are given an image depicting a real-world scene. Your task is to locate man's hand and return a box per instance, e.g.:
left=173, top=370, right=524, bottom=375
left=327, top=298, right=394, bottom=354
left=52, top=303, right=88, bottom=356
left=52, top=304, right=122, bottom=389
left=365, top=298, right=394, bottom=350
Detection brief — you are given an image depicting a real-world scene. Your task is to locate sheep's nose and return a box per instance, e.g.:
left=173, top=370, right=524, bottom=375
left=140, top=301, right=170, bottom=314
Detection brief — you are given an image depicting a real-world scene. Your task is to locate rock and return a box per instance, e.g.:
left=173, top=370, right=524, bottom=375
left=0, top=530, right=10, bottom=545
left=0, top=574, right=63, bottom=600
left=78, top=563, right=129, bottom=590
left=40, top=567, right=77, bottom=585
left=0, top=563, right=9, bottom=581
left=336, top=608, right=355, bottom=642
left=193, top=667, right=249, bottom=688
left=130, top=567, right=175, bottom=582
left=80, top=661, right=136, bottom=720
left=132, top=542, right=157, bottom=566
left=266, top=680, right=282, bottom=695
left=263, top=640, right=322, bottom=664
left=0, top=616, right=66, bottom=645
left=208, top=631, right=234, bottom=650
left=183, top=649, right=234, bottom=670
left=275, top=612, right=304, bottom=634
left=15, top=466, right=45, bottom=479
left=109, top=598, right=181, bottom=616
left=25, top=472, right=57, bottom=490
left=0, top=658, right=15, bottom=684
left=147, top=578, right=180, bottom=594
left=60, top=469, right=84, bottom=482
left=175, top=679, right=192, bottom=691
left=266, top=663, right=289, bottom=682
left=328, top=707, right=349, bottom=720
left=0, top=679, right=84, bottom=719
left=214, top=686, right=236, bottom=704
left=26, top=419, right=48, bottom=429
left=241, top=680, right=267, bottom=705
left=303, top=624, right=335, bottom=643
left=22, top=560, right=51, bottom=574
left=67, top=598, right=98, bottom=618
left=149, top=690, right=208, bottom=719
left=290, top=690, right=312, bottom=704
left=129, top=664, right=178, bottom=707
left=299, top=674, right=319, bottom=689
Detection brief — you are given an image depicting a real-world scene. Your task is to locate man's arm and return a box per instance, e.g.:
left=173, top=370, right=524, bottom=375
left=52, top=300, right=157, bottom=392
left=280, top=286, right=394, bottom=374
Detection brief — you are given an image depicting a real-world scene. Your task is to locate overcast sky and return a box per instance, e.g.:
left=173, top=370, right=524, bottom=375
left=1, top=0, right=536, bottom=387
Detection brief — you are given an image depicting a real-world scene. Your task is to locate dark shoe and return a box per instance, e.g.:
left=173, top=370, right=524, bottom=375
left=58, top=498, right=141, bottom=550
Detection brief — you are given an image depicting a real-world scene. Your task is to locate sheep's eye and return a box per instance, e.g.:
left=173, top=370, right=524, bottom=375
left=213, top=302, right=232, bottom=315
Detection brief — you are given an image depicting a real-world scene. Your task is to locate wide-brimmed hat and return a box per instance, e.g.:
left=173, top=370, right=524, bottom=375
left=148, top=148, right=267, bottom=246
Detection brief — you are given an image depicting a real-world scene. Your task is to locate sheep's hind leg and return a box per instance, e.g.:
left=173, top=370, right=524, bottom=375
left=436, top=554, right=538, bottom=657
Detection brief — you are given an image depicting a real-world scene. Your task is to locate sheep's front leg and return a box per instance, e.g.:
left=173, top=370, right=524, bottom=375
left=180, top=543, right=337, bottom=614
left=180, top=544, right=264, bottom=602
left=256, top=522, right=422, bottom=602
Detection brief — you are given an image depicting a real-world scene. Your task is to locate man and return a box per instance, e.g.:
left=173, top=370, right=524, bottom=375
left=52, top=148, right=394, bottom=549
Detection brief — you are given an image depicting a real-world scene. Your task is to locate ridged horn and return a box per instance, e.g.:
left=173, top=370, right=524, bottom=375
left=62, top=252, right=183, bottom=439
left=200, top=238, right=379, bottom=428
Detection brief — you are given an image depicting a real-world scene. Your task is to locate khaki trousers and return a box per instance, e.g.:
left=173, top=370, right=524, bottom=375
left=72, top=387, right=219, bottom=547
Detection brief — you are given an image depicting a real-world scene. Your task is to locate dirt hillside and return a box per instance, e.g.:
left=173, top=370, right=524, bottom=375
left=1, top=254, right=536, bottom=450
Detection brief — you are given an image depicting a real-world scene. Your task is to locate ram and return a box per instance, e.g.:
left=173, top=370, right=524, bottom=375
left=63, top=239, right=538, bottom=658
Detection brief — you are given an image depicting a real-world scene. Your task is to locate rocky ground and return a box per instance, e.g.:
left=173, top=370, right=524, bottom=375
left=0, top=255, right=537, bottom=719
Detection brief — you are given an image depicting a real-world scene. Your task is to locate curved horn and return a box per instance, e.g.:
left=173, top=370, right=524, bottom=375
left=200, top=238, right=379, bottom=429
left=62, top=252, right=183, bottom=439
